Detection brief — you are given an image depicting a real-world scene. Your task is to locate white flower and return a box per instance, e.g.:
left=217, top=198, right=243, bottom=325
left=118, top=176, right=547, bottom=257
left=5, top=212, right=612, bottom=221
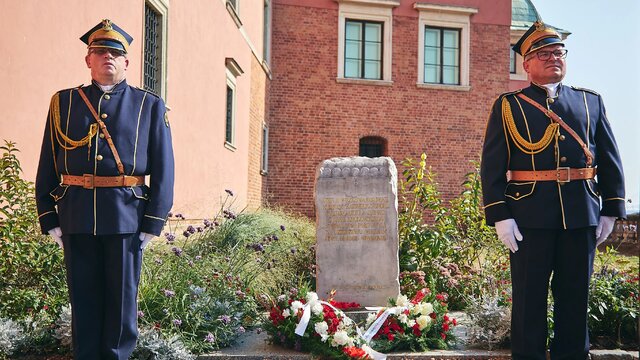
left=320, top=334, right=329, bottom=342
left=365, top=312, right=377, bottom=326
left=396, top=295, right=409, bottom=307
left=416, top=315, right=432, bottom=330
left=282, top=309, right=291, bottom=318
left=311, top=301, right=324, bottom=315
left=414, top=302, right=434, bottom=316
left=290, top=300, right=304, bottom=314
left=341, top=316, right=353, bottom=327
left=407, top=319, right=416, bottom=327
left=306, top=292, right=319, bottom=304
left=331, top=330, right=351, bottom=347
left=398, top=313, right=409, bottom=324
left=314, top=321, right=329, bottom=335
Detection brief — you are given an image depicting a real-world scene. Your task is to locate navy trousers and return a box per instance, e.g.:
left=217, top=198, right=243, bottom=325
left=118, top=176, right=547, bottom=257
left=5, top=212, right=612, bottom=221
left=62, top=233, right=142, bottom=360
left=509, top=227, right=596, bottom=360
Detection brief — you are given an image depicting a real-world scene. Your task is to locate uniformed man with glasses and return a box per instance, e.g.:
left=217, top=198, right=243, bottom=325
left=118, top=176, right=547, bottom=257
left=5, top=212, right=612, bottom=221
left=481, top=21, right=625, bottom=359
left=35, top=19, right=174, bottom=359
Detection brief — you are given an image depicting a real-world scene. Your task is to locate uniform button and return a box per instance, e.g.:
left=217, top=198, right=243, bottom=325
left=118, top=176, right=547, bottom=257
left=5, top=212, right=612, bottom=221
left=559, top=135, right=566, bottom=141
left=549, top=98, right=555, bottom=104
left=101, top=113, right=108, bottom=119
left=104, top=94, right=111, bottom=100
left=99, top=133, right=105, bottom=139
left=97, top=155, right=104, bottom=161
left=560, top=156, right=567, bottom=163
left=515, top=192, right=520, bottom=197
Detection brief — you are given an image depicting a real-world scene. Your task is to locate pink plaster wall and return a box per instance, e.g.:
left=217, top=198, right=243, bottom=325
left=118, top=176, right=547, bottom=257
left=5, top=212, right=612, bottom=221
left=0, top=0, right=269, bottom=218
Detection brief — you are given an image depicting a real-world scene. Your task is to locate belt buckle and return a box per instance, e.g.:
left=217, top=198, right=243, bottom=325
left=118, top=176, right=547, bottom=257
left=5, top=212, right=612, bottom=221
left=83, top=174, right=94, bottom=189
left=556, top=167, right=570, bottom=183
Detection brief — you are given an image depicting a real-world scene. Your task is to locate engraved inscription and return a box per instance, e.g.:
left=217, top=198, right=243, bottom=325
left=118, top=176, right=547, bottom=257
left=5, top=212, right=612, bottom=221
left=322, top=197, right=387, bottom=241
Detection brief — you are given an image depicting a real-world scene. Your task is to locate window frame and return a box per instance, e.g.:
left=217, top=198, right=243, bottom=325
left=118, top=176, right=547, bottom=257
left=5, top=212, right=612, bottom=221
left=336, top=0, right=398, bottom=85
left=224, top=58, right=243, bottom=151
left=143, top=0, right=169, bottom=100
left=261, top=123, right=269, bottom=175
left=344, top=19, right=384, bottom=80
left=359, top=136, right=387, bottom=158
left=415, top=3, right=476, bottom=91
left=423, top=26, right=461, bottom=85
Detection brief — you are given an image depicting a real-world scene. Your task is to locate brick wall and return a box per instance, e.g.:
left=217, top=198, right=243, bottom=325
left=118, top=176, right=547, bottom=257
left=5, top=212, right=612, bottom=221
left=247, top=56, right=269, bottom=209
left=268, top=3, right=511, bottom=217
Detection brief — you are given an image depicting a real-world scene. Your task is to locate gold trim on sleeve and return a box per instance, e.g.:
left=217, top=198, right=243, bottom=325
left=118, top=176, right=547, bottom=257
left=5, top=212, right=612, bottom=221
left=38, top=210, right=56, bottom=219
left=604, top=197, right=625, bottom=202
left=483, top=200, right=506, bottom=209
left=144, top=214, right=166, bottom=221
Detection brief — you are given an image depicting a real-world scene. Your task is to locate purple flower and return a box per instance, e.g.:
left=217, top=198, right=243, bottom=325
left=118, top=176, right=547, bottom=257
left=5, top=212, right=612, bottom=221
left=256, top=327, right=263, bottom=334
left=235, top=290, right=245, bottom=299
left=172, top=247, right=183, bottom=256
left=195, top=255, right=202, bottom=261
left=280, top=225, right=286, bottom=231
left=188, top=260, right=194, bottom=267
left=197, top=226, right=204, bottom=233
left=187, top=225, right=196, bottom=234
left=137, top=311, right=145, bottom=318
left=289, top=287, right=299, bottom=296
left=155, top=258, right=163, bottom=265
left=237, top=326, right=246, bottom=334
left=203, top=219, right=212, bottom=228
left=167, top=212, right=173, bottom=218
left=172, top=319, right=182, bottom=327
left=218, top=315, right=231, bottom=325
left=205, top=333, right=215, bottom=343
left=225, top=189, right=234, bottom=196
left=213, top=220, right=220, bottom=227
left=183, top=230, right=191, bottom=238
left=163, top=289, right=176, bottom=297
left=165, top=233, right=176, bottom=242
left=272, top=235, right=279, bottom=241
left=290, top=247, right=297, bottom=254
left=175, top=213, right=185, bottom=220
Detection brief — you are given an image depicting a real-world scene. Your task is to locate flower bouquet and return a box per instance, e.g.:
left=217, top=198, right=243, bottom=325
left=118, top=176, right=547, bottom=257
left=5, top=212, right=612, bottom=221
left=263, top=288, right=379, bottom=359
left=362, top=288, right=457, bottom=352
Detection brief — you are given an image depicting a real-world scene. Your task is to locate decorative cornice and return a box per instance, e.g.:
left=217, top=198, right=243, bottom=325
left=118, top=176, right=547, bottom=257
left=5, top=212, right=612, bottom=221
left=225, top=58, right=244, bottom=77
left=334, top=0, right=400, bottom=8
left=413, top=3, right=478, bottom=14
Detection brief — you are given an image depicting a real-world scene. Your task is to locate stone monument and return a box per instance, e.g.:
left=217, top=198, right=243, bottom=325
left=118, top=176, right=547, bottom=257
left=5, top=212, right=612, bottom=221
left=315, top=156, right=400, bottom=307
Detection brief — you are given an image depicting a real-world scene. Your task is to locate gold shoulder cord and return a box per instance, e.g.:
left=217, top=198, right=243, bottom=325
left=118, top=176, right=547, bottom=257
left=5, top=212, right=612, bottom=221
left=502, top=97, right=558, bottom=154
left=50, top=92, right=98, bottom=150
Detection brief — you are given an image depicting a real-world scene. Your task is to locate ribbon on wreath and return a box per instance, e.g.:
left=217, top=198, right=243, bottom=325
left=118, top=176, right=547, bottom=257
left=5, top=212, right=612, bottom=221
left=360, top=306, right=407, bottom=343
left=293, top=300, right=388, bottom=360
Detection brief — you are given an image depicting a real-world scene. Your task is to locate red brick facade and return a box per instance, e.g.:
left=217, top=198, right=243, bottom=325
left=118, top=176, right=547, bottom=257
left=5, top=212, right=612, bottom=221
left=267, top=1, right=512, bottom=217
left=247, top=56, right=269, bottom=209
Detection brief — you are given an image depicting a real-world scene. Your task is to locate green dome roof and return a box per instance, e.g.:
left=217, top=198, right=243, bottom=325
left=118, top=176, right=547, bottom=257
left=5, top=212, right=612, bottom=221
left=512, top=0, right=570, bottom=35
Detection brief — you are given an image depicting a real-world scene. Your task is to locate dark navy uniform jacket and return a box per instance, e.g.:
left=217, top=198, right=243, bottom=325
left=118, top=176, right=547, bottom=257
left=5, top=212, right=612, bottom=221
left=36, top=80, right=174, bottom=236
left=481, top=83, right=625, bottom=229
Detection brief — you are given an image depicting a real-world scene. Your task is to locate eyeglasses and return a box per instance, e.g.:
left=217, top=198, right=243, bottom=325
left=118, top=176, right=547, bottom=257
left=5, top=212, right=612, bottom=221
left=529, top=49, right=568, bottom=61
left=90, top=48, right=126, bottom=57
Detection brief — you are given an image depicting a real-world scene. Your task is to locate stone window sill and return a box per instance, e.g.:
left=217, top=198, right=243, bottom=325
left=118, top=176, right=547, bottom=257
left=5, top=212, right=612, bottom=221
left=336, top=78, right=393, bottom=86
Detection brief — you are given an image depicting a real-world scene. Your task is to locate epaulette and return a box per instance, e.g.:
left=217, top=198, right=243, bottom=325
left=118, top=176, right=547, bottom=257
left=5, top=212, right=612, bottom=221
left=571, top=86, right=600, bottom=96
left=134, top=86, right=161, bottom=99
left=498, top=89, right=522, bottom=100
left=55, top=84, right=85, bottom=95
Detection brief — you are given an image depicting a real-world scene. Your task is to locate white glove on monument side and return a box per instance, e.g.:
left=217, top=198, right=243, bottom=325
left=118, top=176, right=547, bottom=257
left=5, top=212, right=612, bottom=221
left=139, top=232, right=155, bottom=250
left=495, top=218, right=523, bottom=253
left=48, top=227, right=63, bottom=249
left=595, top=216, right=616, bottom=246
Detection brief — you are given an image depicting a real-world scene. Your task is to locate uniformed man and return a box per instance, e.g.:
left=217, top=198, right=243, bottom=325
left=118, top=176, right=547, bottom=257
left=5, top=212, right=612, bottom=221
left=481, top=21, right=625, bottom=360
left=35, top=19, right=174, bottom=359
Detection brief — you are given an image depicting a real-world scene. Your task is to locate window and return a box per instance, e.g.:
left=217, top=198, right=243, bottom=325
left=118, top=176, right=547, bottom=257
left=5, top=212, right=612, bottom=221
left=261, top=124, right=269, bottom=174
left=510, top=46, right=516, bottom=74
left=415, top=3, right=476, bottom=90
left=144, top=4, right=160, bottom=95
left=225, top=58, right=243, bottom=149
left=345, top=20, right=383, bottom=80
left=225, top=83, right=235, bottom=145
left=359, top=136, right=386, bottom=158
left=144, top=0, right=168, bottom=99
left=263, top=0, right=271, bottom=65
left=336, top=0, right=398, bottom=84
left=424, top=27, right=460, bottom=85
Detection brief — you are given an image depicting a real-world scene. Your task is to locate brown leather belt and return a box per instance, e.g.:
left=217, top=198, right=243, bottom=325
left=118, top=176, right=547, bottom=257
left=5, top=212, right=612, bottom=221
left=61, top=174, right=145, bottom=189
left=508, top=167, right=596, bottom=183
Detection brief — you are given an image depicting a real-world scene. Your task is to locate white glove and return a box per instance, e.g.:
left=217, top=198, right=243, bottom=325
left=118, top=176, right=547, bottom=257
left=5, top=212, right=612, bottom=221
left=495, top=218, right=523, bottom=253
left=48, top=227, right=63, bottom=249
left=595, top=216, right=616, bottom=246
left=139, top=232, right=155, bottom=250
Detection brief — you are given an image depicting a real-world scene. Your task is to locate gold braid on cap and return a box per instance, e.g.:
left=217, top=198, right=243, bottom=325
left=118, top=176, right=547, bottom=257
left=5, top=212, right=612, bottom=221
left=87, top=19, right=129, bottom=51
left=502, top=97, right=558, bottom=154
left=50, top=92, right=98, bottom=150
left=521, top=21, right=560, bottom=56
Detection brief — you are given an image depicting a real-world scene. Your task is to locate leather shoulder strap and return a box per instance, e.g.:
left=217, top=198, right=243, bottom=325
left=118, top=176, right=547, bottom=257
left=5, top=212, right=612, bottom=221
left=76, top=87, right=125, bottom=175
left=516, top=93, right=594, bottom=167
